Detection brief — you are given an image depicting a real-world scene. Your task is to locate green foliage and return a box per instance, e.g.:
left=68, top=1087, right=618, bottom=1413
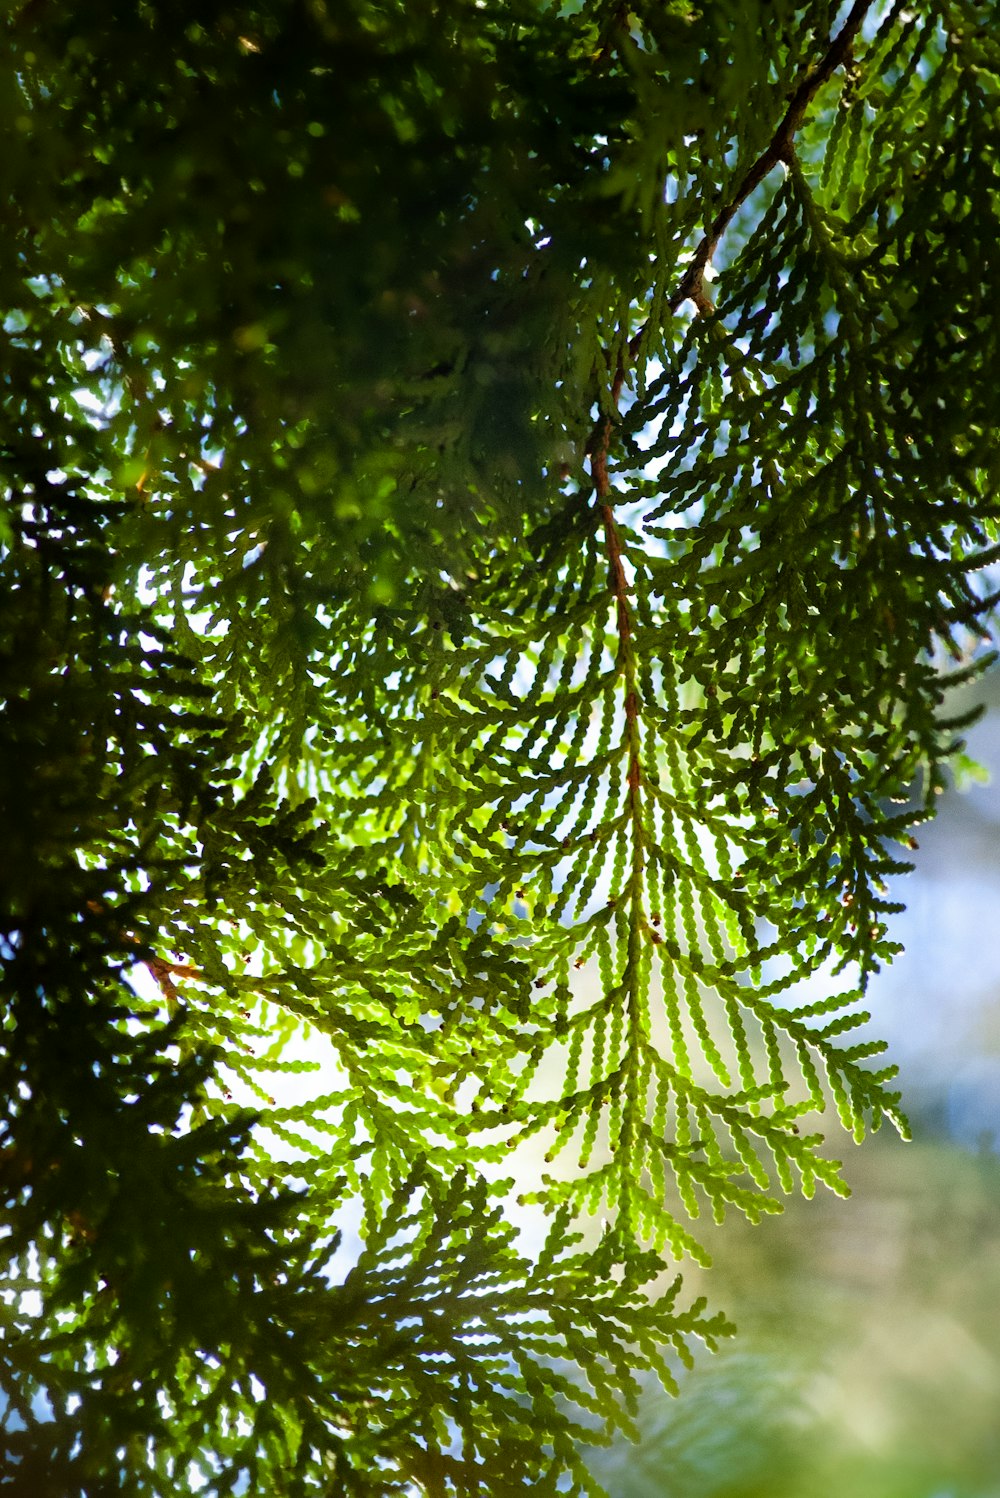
left=588, top=1140, right=1000, bottom=1497
left=1, top=0, right=999, bottom=1491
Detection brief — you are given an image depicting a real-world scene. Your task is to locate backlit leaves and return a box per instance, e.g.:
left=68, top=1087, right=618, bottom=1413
left=2, top=0, right=999, bottom=1492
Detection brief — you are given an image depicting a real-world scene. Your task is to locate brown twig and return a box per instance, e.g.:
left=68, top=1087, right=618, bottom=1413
left=85, top=901, right=206, bottom=1006
left=144, top=955, right=206, bottom=1007
left=630, top=0, right=874, bottom=351
left=587, top=2, right=873, bottom=690
left=585, top=2, right=872, bottom=799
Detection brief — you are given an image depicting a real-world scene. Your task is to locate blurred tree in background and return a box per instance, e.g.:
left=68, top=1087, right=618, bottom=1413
left=2, top=1, right=999, bottom=1492
left=591, top=1103, right=1000, bottom=1495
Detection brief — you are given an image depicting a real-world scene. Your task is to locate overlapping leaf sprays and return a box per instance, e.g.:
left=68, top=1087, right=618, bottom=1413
left=3, top=0, right=999, bottom=1491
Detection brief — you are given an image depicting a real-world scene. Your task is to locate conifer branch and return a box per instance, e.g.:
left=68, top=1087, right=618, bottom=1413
left=631, top=0, right=874, bottom=348
left=5, top=5, right=996, bottom=1484
left=587, top=361, right=636, bottom=813
left=145, top=956, right=207, bottom=1005
left=86, top=901, right=206, bottom=1006
left=589, top=361, right=650, bottom=1226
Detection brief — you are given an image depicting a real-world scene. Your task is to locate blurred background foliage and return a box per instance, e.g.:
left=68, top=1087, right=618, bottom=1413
left=3, top=0, right=646, bottom=598
left=592, top=1141, right=1000, bottom=1498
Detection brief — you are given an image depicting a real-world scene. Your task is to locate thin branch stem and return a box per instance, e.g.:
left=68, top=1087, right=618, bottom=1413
left=589, top=363, right=648, bottom=1222
left=630, top=0, right=874, bottom=350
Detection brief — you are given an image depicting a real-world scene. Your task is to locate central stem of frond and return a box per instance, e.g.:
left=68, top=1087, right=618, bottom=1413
left=590, top=371, right=647, bottom=1174
left=590, top=369, right=642, bottom=822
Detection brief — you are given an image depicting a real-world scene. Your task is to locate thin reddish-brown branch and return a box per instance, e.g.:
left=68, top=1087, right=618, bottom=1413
left=631, top=0, right=874, bottom=349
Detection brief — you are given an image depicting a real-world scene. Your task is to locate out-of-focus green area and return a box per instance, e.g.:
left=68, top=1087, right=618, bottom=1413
left=591, top=689, right=1000, bottom=1498
left=591, top=1139, right=1000, bottom=1498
